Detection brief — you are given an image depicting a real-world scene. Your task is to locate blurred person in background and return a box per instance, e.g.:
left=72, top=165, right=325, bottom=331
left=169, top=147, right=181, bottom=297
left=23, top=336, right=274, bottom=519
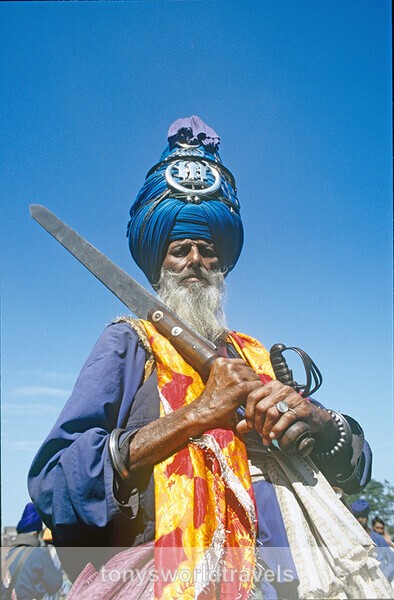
left=372, top=516, right=394, bottom=550
left=352, top=500, right=394, bottom=586
left=2, top=503, right=62, bottom=600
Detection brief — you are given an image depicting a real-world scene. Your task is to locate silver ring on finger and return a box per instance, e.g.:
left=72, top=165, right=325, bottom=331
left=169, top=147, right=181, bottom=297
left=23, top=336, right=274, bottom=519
left=288, top=407, right=298, bottom=418
left=276, top=400, right=289, bottom=414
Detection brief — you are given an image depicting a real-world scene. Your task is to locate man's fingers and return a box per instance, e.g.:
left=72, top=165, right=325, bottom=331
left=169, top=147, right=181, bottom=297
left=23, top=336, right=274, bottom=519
left=268, top=400, right=308, bottom=439
left=214, top=357, right=246, bottom=366
left=261, top=400, right=286, bottom=441
left=244, top=382, right=286, bottom=436
left=242, top=380, right=309, bottom=443
left=268, top=412, right=299, bottom=441
left=260, top=385, right=305, bottom=441
left=212, top=357, right=261, bottom=382
left=235, top=419, right=251, bottom=434
left=243, top=385, right=272, bottom=429
left=234, top=380, right=263, bottom=403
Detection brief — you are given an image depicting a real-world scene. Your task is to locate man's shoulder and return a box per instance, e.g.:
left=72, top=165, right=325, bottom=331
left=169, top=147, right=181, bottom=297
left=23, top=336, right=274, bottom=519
left=371, top=530, right=390, bottom=547
left=78, top=318, right=150, bottom=375
left=110, top=317, right=153, bottom=356
left=94, top=317, right=147, bottom=348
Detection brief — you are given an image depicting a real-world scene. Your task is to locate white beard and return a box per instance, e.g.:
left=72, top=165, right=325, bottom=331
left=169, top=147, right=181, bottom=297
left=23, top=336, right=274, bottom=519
left=155, top=267, right=228, bottom=343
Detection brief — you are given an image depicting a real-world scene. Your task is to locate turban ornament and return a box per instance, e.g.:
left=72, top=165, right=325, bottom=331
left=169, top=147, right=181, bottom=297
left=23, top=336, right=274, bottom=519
left=127, top=116, right=243, bottom=284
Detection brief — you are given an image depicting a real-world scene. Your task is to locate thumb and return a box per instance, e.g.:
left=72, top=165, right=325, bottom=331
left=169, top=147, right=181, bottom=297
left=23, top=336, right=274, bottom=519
left=235, top=419, right=252, bottom=434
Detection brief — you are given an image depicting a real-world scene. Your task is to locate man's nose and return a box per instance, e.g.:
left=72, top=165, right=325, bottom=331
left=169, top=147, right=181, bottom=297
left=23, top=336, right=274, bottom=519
left=187, top=245, right=203, bottom=267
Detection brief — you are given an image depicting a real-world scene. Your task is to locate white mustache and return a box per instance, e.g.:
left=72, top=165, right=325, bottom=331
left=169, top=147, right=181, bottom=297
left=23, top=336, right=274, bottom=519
left=156, top=267, right=227, bottom=342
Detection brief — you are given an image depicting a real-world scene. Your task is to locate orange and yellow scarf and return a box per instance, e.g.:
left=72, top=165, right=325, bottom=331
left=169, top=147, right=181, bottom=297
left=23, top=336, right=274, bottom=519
left=140, top=321, right=275, bottom=600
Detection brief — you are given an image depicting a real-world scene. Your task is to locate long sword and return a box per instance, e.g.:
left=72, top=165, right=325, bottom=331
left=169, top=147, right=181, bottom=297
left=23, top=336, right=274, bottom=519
left=30, top=204, right=315, bottom=456
left=30, top=204, right=218, bottom=381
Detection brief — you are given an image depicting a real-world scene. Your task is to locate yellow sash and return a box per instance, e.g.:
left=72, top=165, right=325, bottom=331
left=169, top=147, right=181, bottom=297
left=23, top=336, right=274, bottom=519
left=140, top=321, right=275, bottom=599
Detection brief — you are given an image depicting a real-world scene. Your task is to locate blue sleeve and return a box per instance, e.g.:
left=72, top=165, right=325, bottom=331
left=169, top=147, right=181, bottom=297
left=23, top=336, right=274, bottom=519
left=28, top=321, right=147, bottom=546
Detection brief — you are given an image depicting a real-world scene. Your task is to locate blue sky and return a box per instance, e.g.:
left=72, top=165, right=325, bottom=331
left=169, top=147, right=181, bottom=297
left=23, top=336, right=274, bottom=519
left=1, top=0, right=392, bottom=527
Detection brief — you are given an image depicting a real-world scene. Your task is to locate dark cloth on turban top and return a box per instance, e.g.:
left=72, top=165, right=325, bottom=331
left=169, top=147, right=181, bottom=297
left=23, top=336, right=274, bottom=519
left=127, top=116, right=243, bottom=284
left=17, top=502, right=42, bottom=533
left=351, top=499, right=370, bottom=518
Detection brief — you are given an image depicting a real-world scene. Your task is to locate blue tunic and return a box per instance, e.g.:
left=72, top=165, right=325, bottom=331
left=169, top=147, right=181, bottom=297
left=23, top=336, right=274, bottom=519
left=28, top=321, right=372, bottom=587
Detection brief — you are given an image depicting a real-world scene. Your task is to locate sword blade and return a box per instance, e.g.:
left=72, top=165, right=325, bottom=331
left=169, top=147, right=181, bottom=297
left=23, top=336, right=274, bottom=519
left=30, top=204, right=162, bottom=320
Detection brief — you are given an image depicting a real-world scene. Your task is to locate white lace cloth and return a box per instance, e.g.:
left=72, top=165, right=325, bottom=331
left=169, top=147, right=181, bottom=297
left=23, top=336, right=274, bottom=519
left=250, top=446, right=394, bottom=599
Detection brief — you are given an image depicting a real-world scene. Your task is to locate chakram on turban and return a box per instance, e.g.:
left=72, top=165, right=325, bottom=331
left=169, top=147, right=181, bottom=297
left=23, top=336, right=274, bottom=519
left=127, top=116, right=243, bottom=284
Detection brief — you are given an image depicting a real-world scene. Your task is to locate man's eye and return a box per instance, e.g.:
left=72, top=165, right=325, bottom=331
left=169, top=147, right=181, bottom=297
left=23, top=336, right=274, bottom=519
left=200, top=247, right=216, bottom=258
left=171, top=247, right=189, bottom=257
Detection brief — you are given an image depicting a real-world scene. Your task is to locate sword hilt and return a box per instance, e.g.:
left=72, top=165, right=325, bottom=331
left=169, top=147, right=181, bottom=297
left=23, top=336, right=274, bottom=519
left=270, top=343, right=319, bottom=457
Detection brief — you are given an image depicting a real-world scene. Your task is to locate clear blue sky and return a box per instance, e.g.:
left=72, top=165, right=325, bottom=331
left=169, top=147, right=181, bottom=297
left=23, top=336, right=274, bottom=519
left=1, top=0, right=392, bottom=527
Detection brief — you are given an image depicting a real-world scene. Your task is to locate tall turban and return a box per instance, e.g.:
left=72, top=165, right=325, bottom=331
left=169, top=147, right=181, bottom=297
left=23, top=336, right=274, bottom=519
left=127, top=116, right=243, bottom=284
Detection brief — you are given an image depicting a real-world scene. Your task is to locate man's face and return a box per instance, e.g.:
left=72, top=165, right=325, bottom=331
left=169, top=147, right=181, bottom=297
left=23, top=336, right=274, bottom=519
left=162, top=239, right=220, bottom=284
left=356, top=516, right=369, bottom=530
left=372, top=522, right=384, bottom=535
left=157, top=238, right=226, bottom=342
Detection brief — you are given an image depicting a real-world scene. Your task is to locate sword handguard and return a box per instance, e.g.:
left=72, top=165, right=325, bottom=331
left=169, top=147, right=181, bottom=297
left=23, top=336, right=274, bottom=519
left=270, top=343, right=316, bottom=457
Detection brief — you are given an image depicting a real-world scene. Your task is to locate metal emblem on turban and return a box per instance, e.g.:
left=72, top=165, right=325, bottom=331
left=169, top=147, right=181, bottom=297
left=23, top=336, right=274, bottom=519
left=165, top=159, right=222, bottom=196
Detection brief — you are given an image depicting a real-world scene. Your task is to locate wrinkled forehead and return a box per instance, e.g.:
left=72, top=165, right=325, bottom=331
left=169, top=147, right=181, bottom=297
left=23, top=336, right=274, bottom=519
left=166, top=238, right=217, bottom=251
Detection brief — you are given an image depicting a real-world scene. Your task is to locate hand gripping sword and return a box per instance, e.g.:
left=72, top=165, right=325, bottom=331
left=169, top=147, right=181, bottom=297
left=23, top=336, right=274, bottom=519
left=30, top=204, right=315, bottom=456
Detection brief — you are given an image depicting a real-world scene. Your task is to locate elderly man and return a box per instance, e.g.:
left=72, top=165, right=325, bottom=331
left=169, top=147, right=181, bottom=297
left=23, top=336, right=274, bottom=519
left=28, top=117, right=391, bottom=599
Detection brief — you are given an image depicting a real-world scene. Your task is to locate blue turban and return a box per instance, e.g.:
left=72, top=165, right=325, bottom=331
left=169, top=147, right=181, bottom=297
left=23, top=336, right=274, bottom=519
left=127, top=116, right=243, bottom=284
left=16, top=502, right=42, bottom=533
left=351, top=499, right=370, bottom=518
